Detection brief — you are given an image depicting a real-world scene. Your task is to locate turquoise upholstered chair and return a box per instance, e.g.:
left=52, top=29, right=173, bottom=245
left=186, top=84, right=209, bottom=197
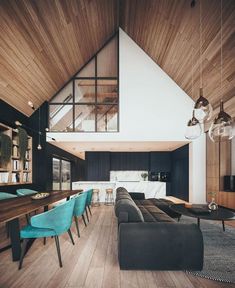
left=73, top=193, right=88, bottom=238
left=85, top=189, right=93, bottom=222
left=16, top=189, right=37, bottom=196
left=19, top=197, right=75, bottom=269
left=0, top=192, right=17, bottom=200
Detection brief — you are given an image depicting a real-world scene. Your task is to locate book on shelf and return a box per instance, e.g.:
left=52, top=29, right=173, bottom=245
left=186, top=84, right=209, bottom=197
left=0, top=172, right=9, bottom=183
left=25, top=150, right=30, bottom=159
left=12, top=172, right=20, bottom=183
left=12, top=146, right=19, bottom=157
left=12, top=159, right=20, bottom=170
left=23, top=172, right=30, bottom=182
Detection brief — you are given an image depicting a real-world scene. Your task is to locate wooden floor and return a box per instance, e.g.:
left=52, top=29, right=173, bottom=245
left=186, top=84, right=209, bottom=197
left=0, top=205, right=234, bottom=288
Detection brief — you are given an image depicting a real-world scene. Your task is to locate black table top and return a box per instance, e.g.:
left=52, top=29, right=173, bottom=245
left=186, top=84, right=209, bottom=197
left=170, top=204, right=235, bottom=221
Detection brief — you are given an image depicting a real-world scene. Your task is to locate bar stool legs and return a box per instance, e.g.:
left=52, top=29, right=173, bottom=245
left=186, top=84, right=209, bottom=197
left=105, top=189, right=114, bottom=205
left=92, top=189, right=100, bottom=207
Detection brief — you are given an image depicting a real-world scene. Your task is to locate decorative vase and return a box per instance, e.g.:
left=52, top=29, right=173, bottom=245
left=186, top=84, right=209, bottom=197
left=208, top=197, right=218, bottom=211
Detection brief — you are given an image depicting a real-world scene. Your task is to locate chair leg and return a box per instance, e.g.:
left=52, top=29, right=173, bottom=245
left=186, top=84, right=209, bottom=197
left=85, top=207, right=89, bottom=222
left=67, top=229, right=75, bottom=245
left=54, top=236, right=62, bottom=268
left=74, top=216, right=80, bottom=238
left=25, top=214, right=30, bottom=224
left=82, top=214, right=87, bottom=227
left=88, top=205, right=92, bottom=216
left=43, top=237, right=46, bottom=245
left=19, top=239, right=29, bottom=270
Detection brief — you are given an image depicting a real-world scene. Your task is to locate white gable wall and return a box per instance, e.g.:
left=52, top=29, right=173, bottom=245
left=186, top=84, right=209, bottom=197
left=48, top=29, right=206, bottom=203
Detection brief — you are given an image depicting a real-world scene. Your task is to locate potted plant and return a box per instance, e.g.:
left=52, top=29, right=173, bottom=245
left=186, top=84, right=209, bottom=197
left=141, top=172, right=148, bottom=181
left=0, top=133, right=12, bottom=166
left=18, top=127, right=28, bottom=161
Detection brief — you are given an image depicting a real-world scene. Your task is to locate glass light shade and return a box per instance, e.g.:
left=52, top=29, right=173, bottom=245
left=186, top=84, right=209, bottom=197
left=208, top=101, right=234, bottom=142
left=185, top=111, right=202, bottom=140
left=194, top=88, right=213, bottom=122
left=37, top=144, right=42, bottom=150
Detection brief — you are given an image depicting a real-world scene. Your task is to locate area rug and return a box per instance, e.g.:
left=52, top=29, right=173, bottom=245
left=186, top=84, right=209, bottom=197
left=180, top=216, right=235, bottom=284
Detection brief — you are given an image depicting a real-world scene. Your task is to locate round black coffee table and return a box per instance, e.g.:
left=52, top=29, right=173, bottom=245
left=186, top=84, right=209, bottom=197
left=170, top=204, right=235, bottom=231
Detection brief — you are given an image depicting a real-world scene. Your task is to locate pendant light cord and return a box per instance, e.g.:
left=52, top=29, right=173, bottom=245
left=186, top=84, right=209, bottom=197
left=220, top=0, right=223, bottom=101
left=199, top=0, right=202, bottom=88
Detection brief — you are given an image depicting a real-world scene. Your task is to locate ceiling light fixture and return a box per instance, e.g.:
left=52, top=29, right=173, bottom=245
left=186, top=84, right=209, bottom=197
left=209, top=0, right=234, bottom=142
left=28, top=101, right=35, bottom=110
left=193, top=0, right=213, bottom=123
left=185, top=1, right=201, bottom=140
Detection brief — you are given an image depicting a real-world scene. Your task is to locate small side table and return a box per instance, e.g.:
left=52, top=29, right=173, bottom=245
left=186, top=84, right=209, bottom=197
left=105, top=188, right=114, bottom=205
left=92, top=189, right=100, bottom=206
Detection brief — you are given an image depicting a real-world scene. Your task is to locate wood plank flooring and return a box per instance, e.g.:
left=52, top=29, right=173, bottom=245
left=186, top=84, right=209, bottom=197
left=0, top=205, right=234, bottom=288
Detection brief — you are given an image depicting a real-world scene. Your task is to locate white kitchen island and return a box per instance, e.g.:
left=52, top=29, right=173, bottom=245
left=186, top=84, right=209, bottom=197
left=72, top=181, right=166, bottom=202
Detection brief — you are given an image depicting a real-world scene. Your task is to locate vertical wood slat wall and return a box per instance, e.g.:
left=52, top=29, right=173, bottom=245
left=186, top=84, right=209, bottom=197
left=206, top=133, right=234, bottom=209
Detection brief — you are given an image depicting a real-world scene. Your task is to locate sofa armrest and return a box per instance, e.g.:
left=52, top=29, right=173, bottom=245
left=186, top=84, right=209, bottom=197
left=118, top=222, right=203, bottom=270
left=129, top=192, right=145, bottom=200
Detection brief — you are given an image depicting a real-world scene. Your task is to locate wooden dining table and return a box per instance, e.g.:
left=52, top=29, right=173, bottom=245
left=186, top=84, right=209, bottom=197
left=0, top=189, right=83, bottom=261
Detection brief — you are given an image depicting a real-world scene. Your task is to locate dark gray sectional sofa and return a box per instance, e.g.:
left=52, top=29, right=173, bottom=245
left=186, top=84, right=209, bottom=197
left=115, top=187, right=203, bottom=270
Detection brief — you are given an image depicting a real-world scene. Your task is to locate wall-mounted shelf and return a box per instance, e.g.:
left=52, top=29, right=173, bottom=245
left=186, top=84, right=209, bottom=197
left=0, top=122, right=32, bottom=186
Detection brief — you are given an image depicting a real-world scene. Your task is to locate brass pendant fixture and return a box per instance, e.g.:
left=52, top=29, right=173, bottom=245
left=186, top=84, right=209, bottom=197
left=208, top=0, right=234, bottom=142
left=209, top=101, right=233, bottom=142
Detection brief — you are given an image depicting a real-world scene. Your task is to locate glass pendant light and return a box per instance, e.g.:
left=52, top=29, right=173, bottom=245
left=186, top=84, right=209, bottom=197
left=194, top=88, right=213, bottom=122
left=209, top=101, right=233, bottom=142
left=185, top=110, right=202, bottom=140
left=194, top=0, right=213, bottom=123
left=209, top=0, right=234, bottom=142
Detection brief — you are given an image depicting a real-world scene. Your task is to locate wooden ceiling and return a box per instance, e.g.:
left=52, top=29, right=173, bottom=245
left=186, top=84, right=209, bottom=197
left=120, top=0, right=235, bottom=117
left=0, top=0, right=118, bottom=116
left=0, top=0, right=234, bottom=117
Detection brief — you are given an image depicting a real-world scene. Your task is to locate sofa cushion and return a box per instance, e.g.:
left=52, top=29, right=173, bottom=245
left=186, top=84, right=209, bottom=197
left=138, top=205, right=175, bottom=223
left=115, top=198, right=144, bottom=222
left=147, top=198, right=181, bottom=219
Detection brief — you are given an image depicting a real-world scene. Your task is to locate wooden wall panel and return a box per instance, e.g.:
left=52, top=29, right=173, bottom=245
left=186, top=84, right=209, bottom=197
left=120, top=0, right=235, bottom=118
left=0, top=0, right=118, bottom=116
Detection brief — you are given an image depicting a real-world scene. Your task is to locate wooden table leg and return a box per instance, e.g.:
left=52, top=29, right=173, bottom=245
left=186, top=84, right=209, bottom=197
left=197, top=218, right=200, bottom=228
left=8, top=218, right=21, bottom=261
left=222, top=220, right=225, bottom=232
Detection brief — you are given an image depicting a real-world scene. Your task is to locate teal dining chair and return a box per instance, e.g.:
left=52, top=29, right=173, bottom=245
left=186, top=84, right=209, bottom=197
left=19, top=197, right=75, bottom=269
left=85, top=189, right=93, bottom=222
left=0, top=192, right=17, bottom=200
left=16, top=189, right=37, bottom=196
left=73, top=193, right=88, bottom=238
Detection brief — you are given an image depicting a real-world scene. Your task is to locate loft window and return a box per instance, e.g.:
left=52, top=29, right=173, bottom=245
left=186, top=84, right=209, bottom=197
left=49, top=33, right=119, bottom=132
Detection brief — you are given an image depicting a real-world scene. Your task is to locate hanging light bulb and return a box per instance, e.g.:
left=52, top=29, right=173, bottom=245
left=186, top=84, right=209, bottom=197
left=209, top=101, right=234, bottom=142
left=37, top=143, right=42, bottom=150
left=185, top=110, right=202, bottom=140
left=194, top=88, right=213, bottom=122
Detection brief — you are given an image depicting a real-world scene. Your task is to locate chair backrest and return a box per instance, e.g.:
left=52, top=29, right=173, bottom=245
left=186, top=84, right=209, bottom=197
left=0, top=192, right=17, bottom=200
left=30, top=198, right=75, bottom=235
left=73, top=193, right=87, bottom=217
left=86, top=189, right=93, bottom=206
left=16, top=189, right=38, bottom=196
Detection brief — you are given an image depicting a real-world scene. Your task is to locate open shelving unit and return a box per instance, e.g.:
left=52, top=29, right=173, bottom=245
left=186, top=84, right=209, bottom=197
left=0, top=123, right=32, bottom=186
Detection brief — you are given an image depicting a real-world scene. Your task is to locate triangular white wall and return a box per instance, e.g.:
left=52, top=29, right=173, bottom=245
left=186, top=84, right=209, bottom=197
left=48, top=29, right=206, bottom=203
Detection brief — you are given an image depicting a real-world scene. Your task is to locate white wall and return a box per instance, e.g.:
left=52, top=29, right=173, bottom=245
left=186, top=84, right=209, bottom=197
left=48, top=29, right=206, bottom=203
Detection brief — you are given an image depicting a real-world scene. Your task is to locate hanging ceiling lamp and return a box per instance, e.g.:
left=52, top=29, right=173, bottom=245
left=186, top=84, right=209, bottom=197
left=185, top=1, right=202, bottom=140
left=185, top=110, right=202, bottom=140
left=209, top=101, right=233, bottom=142
left=209, top=0, right=234, bottom=142
left=194, top=0, right=213, bottom=123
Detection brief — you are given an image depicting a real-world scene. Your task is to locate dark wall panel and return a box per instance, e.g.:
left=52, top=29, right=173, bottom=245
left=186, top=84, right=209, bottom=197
left=86, top=152, right=110, bottom=181
left=171, top=144, right=189, bottom=201
left=0, top=100, right=85, bottom=194
left=150, top=152, right=171, bottom=172
left=110, top=152, right=149, bottom=171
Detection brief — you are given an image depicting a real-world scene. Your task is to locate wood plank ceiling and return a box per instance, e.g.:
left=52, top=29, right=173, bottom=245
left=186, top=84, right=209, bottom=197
left=0, top=0, right=234, bottom=117
left=0, top=0, right=118, bottom=116
left=120, top=0, right=235, bottom=118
